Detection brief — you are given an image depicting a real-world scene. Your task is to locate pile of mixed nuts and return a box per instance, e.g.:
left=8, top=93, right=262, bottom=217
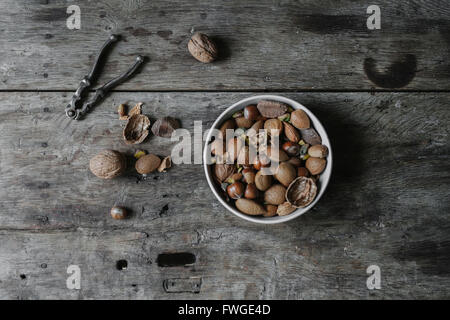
left=89, top=102, right=179, bottom=219
left=209, top=100, right=329, bottom=217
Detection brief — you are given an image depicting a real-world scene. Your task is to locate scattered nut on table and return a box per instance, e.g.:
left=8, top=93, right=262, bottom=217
left=89, top=149, right=127, bottom=179
left=110, top=206, right=127, bottom=219
left=188, top=32, right=218, bottom=63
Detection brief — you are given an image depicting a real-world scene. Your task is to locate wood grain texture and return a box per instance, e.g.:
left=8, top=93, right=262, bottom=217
left=0, top=0, right=449, bottom=90
left=0, top=92, right=449, bottom=299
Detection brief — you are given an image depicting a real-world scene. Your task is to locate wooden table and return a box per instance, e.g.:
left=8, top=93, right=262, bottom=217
left=0, top=0, right=449, bottom=299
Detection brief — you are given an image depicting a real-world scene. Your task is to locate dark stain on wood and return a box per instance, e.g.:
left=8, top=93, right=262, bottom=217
left=157, top=252, right=196, bottom=267
left=296, top=14, right=364, bottom=34
left=364, top=54, right=417, bottom=88
left=163, top=277, right=202, bottom=293
left=157, top=30, right=173, bottom=39
left=125, top=27, right=152, bottom=37
left=31, top=7, right=67, bottom=21
left=394, top=240, right=450, bottom=276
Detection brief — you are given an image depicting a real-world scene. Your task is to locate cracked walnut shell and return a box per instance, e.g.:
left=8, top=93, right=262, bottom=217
left=286, top=176, right=318, bottom=208
left=123, top=114, right=150, bottom=145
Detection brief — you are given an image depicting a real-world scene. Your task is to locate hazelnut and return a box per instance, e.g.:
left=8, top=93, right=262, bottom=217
left=264, top=184, right=287, bottom=205
left=244, top=183, right=259, bottom=199
left=226, top=173, right=243, bottom=184
left=110, top=206, right=127, bottom=219
left=227, top=182, right=245, bottom=199
left=291, top=109, right=310, bottom=129
left=287, top=157, right=302, bottom=168
left=308, top=144, right=328, bottom=158
left=282, top=141, right=300, bottom=157
left=135, top=154, right=161, bottom=174
left=219, top=119, right=236, bottom=139
left=305, top=157, right=326, bottom=175
left=235, top=116, right=254, bottom=129
left=89, top=150, right=126, bottom=179
left=244, top=105, right=260, bottom=121
left=188, top=32, right=218, bottom=63
left=297, top=167, right=310, bottom=177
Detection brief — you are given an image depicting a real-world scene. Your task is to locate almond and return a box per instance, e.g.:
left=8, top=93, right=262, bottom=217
left=264, top=184, right=287, bottom=205
left=291, top=109, right=310, bottom=129
left=283, top=122, right=301, bottom=143
left=235, top=198, right=266, bottom=215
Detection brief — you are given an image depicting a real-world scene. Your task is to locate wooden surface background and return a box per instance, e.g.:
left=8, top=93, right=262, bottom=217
left=0, top=0, right=449, bottom=299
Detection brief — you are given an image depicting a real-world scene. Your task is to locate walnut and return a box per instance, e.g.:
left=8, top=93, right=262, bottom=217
left=188, top=33, right=218, bottom=63
left=123, top=114, right=150, bottom=145
left=89, top=150, right=126, bottom=179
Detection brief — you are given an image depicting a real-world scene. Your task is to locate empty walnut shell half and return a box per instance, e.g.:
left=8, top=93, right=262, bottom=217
left=286, top=176, right=318, bottom=208
left=89, top=149, right=126, bottom=179
left=151, top=117, right=180, bottom=138
left=123, top=114, right=150, bottom=145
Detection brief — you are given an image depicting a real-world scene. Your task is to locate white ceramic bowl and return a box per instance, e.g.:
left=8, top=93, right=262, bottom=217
left=203, top=95, right=332, bottom=224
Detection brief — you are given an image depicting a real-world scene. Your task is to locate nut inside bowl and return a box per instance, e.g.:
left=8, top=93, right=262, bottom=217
left=203, top=95, right=332, bottom=224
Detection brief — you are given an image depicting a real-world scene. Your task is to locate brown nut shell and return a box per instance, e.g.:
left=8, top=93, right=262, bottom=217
left=305, top=157, right=326, bottom=175
left=308, top=144, right=328, bottom=158
left=188, top=32, right=218, bottom=63
left=286, top=177, right=318, bottom=208
left=287, top=157, right=302, bottom=168
left=283, top=122, right=301, bottom=143
left=264, top=205, right=278, bottom=217
left=264, top=119, right=283, bottom=136
left=257, top=100, right=288, bottom=118
left=255, top=170, right=273, bottom=191
left=250, top=120, right=265, bottom=133
left=235, top=117, right=254, bottom=129
left=123, top=114, right=150, bottom=145
left=151, top=117, right=180, bottom=138
left=227, top=137, right=244, bottom=161
left=135, top=154, right=161, bottom=174
left=235, top=198, right=266, bottom=216
left=264, top=184, right=287, bottom=205
left=214, top=163, right=235, bottom=182
left=244, top=183, right=259, bottom=199
left=297, top=167, right=310, bottom=177
left=89, top=149, right=126, bottom=179
left=291, top=109, right=310, bottom=129
left=157, top=156, right=172, bottom=172
left=219, top=119, right=236, bottom=139
left=274, top=162, right=297, bottom=187
left=242, top=168, right=256, bottom=184
left=277, top=202, right=297, bottom=216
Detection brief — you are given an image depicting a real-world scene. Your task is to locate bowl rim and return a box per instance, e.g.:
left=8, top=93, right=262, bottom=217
left=203, top=95, right=333, bottom=224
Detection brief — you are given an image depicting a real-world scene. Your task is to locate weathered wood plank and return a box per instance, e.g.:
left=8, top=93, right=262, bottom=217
left=0, top=92, right=449, bottom=299
left=0, top=0, right=449, bottom=90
